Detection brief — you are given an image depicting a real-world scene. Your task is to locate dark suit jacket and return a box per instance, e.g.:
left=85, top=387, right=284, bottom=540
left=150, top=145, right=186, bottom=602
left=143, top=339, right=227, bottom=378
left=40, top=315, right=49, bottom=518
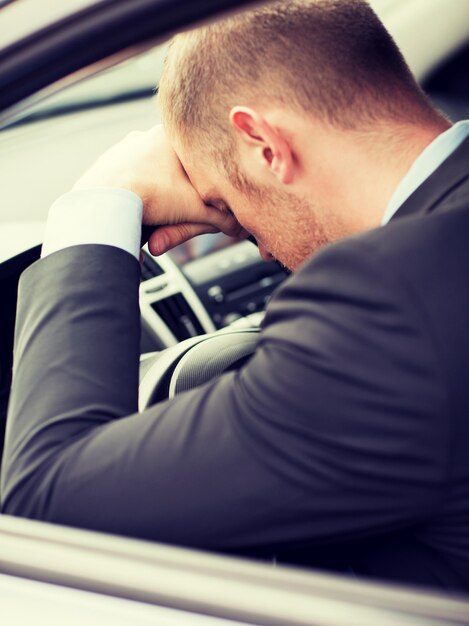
left=2, top=137, right=469, bottom=594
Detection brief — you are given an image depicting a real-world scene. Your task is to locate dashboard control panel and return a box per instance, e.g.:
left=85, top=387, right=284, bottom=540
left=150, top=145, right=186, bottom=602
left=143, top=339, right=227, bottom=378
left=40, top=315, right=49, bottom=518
left=184, top=241, right=286, bottom=328
left=139, top=238, right=288, bottom=348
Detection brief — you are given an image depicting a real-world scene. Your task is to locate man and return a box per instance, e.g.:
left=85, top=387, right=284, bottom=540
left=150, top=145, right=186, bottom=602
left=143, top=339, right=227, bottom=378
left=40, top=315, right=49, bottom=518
left=2, top=0, right=469, bottom=592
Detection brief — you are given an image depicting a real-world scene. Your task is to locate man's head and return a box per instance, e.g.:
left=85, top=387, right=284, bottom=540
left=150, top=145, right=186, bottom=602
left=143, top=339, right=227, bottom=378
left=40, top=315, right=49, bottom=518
left=158, top=0, right=448, bottom=269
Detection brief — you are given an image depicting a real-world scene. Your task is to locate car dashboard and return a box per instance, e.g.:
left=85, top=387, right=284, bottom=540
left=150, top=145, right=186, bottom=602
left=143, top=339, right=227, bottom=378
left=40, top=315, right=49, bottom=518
left=140, top=234, right=287, bottom=351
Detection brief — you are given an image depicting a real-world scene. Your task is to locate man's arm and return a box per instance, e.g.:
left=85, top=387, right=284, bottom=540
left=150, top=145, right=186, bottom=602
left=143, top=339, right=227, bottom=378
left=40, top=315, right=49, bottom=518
left=1, top=236, right=447, bottom=550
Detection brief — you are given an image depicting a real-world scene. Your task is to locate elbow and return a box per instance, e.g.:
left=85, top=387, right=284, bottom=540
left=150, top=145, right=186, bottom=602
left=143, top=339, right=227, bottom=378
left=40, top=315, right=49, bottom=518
left=1, top=486, right=42, bottom=520
left=1, top=468, right=54, bottom=522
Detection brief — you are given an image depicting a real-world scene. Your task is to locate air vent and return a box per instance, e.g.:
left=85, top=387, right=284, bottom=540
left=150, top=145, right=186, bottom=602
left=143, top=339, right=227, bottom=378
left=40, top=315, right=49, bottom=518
left=151, top=294, right=205, bottom=341
left=141, top=252, right=164, bottom=281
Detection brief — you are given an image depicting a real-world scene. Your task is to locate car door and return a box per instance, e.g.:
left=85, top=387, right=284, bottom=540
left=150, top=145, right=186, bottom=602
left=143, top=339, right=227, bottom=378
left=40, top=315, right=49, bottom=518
left=1, top=1, right=469, bottom=623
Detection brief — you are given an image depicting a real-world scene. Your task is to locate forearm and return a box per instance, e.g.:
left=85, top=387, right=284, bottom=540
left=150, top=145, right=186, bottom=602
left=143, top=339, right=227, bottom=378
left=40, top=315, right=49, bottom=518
left=0, top=245, right=282, bottom=546
left=1, top=245, right=141, bottom=514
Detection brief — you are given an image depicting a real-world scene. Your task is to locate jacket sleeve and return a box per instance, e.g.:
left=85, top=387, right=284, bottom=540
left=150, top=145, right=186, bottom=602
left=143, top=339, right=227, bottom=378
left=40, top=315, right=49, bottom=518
left=0, top=241, right=447, bottom=550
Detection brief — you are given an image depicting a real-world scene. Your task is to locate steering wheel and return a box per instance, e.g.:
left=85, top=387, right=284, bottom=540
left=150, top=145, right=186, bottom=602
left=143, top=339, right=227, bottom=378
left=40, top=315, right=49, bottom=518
left=138, top=328, right=260, bottom=409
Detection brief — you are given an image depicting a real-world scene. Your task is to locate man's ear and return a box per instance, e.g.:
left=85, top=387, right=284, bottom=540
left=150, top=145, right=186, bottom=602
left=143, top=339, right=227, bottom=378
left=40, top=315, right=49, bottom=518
left=230, top=106, right=294, bottom=185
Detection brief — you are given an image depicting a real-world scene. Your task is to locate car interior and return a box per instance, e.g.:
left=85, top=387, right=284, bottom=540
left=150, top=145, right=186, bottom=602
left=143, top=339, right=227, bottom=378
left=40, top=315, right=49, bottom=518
left=0, top=0, right=469, bottom=621
left=1, top=29, right=469, bottom=458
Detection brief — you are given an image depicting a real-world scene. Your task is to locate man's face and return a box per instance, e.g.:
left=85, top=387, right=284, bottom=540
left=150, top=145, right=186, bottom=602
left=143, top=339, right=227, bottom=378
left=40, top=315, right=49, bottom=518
left=171, top=135, right=332, bottom=271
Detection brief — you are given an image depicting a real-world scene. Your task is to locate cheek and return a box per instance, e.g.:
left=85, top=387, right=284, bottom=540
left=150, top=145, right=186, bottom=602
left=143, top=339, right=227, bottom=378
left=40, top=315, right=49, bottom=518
left=223, top=181, right=276, bottom=243
left=230, top=200, right=261, bottom=239
left=222, top=189, right=253, bottom=228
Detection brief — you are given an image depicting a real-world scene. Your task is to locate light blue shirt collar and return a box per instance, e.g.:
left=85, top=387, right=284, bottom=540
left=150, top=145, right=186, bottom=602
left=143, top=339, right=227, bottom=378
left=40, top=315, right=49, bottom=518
left=381, top=120, right=469, bottom=225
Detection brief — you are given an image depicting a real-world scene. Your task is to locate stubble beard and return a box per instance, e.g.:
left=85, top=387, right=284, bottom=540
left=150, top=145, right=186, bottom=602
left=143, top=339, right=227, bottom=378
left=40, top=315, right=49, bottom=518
left=239, top=183, right=333, bottom=271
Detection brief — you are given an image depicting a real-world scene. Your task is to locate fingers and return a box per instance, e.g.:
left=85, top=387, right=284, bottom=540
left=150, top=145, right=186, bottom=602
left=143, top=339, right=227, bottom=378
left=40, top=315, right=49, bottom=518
left=147, top=223, right=219, bottom=256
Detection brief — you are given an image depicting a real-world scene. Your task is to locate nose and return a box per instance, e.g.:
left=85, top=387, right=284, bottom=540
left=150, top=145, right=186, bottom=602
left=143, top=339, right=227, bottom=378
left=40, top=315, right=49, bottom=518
left=258, top=242, right=274, bottom=262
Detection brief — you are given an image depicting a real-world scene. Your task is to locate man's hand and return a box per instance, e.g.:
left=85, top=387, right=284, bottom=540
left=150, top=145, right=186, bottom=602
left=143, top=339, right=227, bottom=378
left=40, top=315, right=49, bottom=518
left=74, top=125, right=246, bottom=255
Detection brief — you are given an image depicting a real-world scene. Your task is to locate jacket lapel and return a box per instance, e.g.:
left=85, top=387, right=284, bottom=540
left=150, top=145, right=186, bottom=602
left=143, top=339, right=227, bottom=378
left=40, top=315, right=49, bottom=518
left=391, top=135, right=469, bottom=221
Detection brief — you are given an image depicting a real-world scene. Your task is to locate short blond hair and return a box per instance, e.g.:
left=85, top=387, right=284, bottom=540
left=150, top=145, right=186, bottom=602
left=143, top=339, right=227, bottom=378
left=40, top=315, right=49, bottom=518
left=159, top=0, right=438, bottom=166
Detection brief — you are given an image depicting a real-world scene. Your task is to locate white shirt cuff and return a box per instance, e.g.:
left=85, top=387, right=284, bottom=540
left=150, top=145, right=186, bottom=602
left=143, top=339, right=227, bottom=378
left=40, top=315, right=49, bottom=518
left=41, top=188, right=143, bottom=261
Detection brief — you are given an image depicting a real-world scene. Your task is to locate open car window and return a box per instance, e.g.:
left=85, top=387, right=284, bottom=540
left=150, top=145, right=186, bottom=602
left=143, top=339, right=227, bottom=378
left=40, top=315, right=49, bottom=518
left=1, top=1, right=469, bottom=622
